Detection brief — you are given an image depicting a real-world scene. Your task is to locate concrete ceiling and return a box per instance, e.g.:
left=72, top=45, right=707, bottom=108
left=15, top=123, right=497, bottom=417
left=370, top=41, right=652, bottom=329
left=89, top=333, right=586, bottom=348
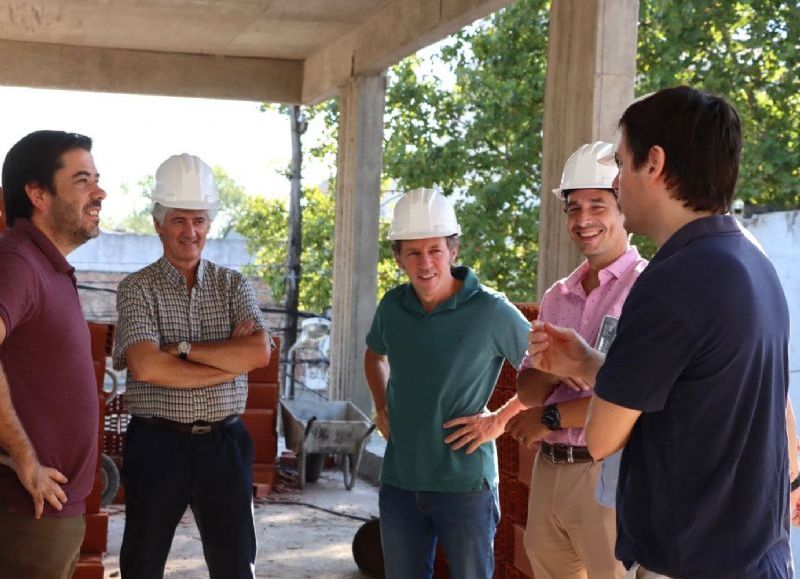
left=0, top=0, right=513, bottom=104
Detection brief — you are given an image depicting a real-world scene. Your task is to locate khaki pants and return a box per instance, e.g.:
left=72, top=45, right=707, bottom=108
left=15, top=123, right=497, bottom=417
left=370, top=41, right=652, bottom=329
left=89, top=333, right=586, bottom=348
left=0, top=507, right=85, bottom=579
left=523, top=453, right=625, bottom=579
left=625, top=563, right=674, bottom=579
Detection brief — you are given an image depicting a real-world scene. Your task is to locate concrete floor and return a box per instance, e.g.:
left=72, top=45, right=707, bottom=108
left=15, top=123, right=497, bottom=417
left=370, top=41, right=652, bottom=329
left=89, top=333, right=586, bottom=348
left=102, top=468, right=378, bottom=579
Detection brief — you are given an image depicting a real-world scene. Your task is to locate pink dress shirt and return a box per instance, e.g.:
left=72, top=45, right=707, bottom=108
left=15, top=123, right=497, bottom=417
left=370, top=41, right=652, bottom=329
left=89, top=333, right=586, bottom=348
left=521, top=246, right=647, bottom=446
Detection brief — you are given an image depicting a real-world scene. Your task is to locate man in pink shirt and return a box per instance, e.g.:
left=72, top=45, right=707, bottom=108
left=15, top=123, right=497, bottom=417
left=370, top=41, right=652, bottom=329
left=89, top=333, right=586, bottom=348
left=506, top=141, right=646, bottom=579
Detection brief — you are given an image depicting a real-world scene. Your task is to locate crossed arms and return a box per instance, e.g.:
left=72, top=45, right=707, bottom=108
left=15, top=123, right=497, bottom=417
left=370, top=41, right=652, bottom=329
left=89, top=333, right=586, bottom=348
left=124, top=320, right=272, bottom=388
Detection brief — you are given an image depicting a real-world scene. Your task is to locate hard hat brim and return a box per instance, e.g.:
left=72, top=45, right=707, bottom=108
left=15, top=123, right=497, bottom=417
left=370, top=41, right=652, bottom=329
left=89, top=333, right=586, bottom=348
left=388, top=226, right=461, bottom=241
left=155, top=199, right=219, bottom=211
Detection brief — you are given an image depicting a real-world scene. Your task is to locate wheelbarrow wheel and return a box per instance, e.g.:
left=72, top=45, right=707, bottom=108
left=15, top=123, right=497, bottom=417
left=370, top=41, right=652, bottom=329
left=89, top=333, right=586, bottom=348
left=100, top=453, right=120, bottom=508
left=305, top=453, right=324, bottom=483
left=352, top=518, right=385, bottom=579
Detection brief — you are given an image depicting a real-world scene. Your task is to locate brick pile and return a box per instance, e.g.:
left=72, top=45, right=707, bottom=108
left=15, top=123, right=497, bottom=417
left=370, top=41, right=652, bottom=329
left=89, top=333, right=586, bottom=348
left=243, top=337, right=281, bottom=497
left=73, top=323, right=115, bottom=579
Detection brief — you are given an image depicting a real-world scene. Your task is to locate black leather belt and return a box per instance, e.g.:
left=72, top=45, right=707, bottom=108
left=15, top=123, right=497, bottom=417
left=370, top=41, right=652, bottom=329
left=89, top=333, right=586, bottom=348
left=540, top=442, right=594, bottom=464
left=136, top=415, right=239, bottom=435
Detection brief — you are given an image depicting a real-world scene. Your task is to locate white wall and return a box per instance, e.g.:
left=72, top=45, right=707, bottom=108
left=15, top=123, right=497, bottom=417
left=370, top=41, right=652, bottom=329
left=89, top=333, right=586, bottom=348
left=741, top=211, right=800, bottom=393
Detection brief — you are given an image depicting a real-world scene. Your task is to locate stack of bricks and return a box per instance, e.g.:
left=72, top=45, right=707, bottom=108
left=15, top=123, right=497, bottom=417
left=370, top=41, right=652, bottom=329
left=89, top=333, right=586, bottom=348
left=73, top=323, right=115, bottom=579
left=243, top=337, right=281, bottom=498
left=432, top=303, right=539, bottom=578
left=491, top=302, right=538, bottom=579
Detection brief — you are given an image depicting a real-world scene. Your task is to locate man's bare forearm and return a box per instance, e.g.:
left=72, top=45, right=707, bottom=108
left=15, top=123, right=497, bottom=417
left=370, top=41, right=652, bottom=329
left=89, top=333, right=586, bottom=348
left=0, top=362, right=36, bottom=468
left=176, top=331, right=271, bottom=374
left=364, top=349, right=389, bottom=411
left=516, top=367, right=561, bottom=408
left=551, top=397, right=591, bottom=428
left=126, top=342, right=237, bottom=388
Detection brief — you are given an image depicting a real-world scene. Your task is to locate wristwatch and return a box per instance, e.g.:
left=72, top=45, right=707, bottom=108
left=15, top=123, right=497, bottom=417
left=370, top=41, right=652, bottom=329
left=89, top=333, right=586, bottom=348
left=177, top=341, right=192, bottom=360
left=541, top=403, right=563, bottom=431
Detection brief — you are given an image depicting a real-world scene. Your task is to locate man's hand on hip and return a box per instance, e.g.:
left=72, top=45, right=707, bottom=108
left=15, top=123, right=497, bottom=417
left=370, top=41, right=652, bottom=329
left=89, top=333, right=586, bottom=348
left=375, top=407, right=390, bottom=440
left=443, top=410, right=505, bottom=454
left=7, top=453, right=68, bottom=518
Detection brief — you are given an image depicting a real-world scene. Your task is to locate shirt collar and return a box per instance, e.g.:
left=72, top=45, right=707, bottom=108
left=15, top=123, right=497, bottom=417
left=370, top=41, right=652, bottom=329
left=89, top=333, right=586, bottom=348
left=13, top=218, right=75, bottom=280
left=156, top=256, right=207, bottom=289
left=402, top=265, right=479, bottom=315
left=560, top=246, right=641, bottom=296
left=651, top=215, right=739, bottom=264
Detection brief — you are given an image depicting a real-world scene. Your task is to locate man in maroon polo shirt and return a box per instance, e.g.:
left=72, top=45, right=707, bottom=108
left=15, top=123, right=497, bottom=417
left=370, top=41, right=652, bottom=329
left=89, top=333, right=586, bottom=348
left=0, top=130, right=106, bottom=579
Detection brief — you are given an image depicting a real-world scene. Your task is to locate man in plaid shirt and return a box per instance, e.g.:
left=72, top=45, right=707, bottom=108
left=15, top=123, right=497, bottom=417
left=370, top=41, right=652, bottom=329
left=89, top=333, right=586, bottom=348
left=113, top=154, right=271, bottom=579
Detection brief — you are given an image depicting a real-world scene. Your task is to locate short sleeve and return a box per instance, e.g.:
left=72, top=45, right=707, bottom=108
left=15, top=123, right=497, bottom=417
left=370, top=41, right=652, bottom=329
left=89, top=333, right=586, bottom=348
left=112, top=278, right=160, bottom=371
left=0, top=251, right=38, bottom=335
left=365, top=299, right=388, bottom=355
left=491, top=296, right=531, bottom=370
left=595, top=279, right=693, bottom=413
left=231, top=273, right=267, bottom=332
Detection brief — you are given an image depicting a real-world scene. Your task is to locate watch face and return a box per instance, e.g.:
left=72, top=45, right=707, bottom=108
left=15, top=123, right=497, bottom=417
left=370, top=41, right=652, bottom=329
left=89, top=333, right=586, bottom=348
left=542, top=405, right=561, bottom=431
left=178, top=341, right=190, bottom=354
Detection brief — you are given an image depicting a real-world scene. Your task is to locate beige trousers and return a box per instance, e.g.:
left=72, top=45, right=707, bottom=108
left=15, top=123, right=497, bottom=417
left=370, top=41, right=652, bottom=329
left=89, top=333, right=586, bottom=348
left=523, top=453, right=625, bottom=579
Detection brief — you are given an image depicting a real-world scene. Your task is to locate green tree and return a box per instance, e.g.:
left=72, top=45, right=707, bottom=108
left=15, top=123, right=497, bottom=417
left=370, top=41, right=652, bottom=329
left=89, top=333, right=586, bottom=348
left=637, top=0, right=800, bottom=209
left=106, top=178, right=156, bottom=234
left=243, top=0, right=798, bottom=303
left=236, top=187, right=402, bottom=313
left=107, top=167, right=249, bottom=236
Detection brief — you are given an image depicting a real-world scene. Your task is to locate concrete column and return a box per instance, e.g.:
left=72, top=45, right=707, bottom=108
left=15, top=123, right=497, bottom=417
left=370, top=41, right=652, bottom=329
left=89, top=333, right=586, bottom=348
left=536, top=0, right=638, bottom=298
left=328, top=73, right=386, bottom=414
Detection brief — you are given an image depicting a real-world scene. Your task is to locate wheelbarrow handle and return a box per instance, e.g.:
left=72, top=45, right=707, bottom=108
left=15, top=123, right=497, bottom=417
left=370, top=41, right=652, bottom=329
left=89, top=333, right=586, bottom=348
left=303, top=416, right=318, bottom=439
left=362, top=424, right=377, bottom=441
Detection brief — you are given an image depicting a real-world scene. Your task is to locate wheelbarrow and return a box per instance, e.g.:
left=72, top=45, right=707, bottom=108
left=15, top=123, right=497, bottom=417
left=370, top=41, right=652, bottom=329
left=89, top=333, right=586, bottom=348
left=280, top=399, right=375, bottom=490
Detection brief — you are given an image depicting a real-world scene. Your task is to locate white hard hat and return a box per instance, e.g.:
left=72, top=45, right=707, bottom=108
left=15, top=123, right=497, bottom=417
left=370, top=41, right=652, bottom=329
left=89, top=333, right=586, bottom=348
left=388, top=188, right=461, bottom=241
left=152, top=154, right=219, bottom=211
left=552, top=141, right=617, bottom=199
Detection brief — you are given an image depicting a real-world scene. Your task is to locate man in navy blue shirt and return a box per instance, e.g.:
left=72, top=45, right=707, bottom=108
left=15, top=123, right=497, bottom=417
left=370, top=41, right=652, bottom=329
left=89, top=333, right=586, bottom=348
left=526, top=86, right=791, bottom=578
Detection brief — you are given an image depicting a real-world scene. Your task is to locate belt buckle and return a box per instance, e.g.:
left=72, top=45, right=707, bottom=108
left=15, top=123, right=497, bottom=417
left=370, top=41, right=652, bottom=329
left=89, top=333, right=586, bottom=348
left=191, top=424, right=212, bottom=435
left=567, top=446, right=574, bottom=464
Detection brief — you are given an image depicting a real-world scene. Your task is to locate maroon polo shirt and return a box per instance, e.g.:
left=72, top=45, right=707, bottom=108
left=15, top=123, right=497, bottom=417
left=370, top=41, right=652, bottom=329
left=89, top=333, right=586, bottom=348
left=0, top=218, right=98, bottom=517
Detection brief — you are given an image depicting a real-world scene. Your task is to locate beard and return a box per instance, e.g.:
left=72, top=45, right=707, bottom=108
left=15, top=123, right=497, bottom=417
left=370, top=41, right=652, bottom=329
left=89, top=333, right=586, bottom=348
left=49, top=192, right=101, bottom=247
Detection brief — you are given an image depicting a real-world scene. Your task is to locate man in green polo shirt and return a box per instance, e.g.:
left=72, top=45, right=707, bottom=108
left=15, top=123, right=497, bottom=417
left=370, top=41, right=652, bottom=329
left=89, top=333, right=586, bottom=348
left=364, top=188, right=530, bottom=579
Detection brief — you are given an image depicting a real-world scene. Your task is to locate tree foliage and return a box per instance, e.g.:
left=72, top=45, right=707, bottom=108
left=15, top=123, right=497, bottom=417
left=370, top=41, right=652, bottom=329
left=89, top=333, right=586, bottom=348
left=235, top=187, right=402, bottom=313
left=637, top=0, right=800, bottom=209
left=239, top=0, right=798, bottom=309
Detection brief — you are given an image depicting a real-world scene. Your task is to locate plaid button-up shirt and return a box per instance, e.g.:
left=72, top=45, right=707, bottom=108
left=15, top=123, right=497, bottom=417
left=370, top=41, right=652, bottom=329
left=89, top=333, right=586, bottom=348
left=113, top=256, right=267, bottom=422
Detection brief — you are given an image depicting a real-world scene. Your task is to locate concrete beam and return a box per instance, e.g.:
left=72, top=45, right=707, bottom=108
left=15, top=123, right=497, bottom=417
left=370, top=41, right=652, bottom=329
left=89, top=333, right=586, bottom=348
left=536, top=0, right=638, bottom=298
left=0, top=40, right=303, bottom=103
left=302, top=0, right=512, bottom=104
left=328, top=74, right=386, bottom=414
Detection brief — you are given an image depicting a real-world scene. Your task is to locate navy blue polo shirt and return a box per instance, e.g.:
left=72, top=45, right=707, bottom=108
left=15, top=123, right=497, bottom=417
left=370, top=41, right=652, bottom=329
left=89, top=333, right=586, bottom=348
left=595, top=216, right=791, bottom=578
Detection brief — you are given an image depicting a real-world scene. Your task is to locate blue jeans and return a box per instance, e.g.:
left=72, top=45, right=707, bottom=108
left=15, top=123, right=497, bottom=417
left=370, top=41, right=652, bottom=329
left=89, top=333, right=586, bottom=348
left=120, top=417, right=256, bottom=579
left=379, top=482, right=500, bottom=579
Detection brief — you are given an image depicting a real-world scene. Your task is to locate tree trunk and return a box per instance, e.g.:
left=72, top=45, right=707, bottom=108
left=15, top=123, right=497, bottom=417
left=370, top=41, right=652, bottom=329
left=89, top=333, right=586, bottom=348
left=281, top=105, right=305, bottom=395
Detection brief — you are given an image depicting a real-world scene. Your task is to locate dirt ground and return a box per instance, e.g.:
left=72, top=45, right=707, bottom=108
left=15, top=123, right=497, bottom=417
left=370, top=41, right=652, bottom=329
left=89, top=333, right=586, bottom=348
left=102, top=468, right=378, bottom=579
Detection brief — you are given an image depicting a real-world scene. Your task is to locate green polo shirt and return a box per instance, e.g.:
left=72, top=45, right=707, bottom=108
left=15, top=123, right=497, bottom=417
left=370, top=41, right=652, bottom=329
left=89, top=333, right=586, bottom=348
left=366, top=266, right=530, bottom=492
